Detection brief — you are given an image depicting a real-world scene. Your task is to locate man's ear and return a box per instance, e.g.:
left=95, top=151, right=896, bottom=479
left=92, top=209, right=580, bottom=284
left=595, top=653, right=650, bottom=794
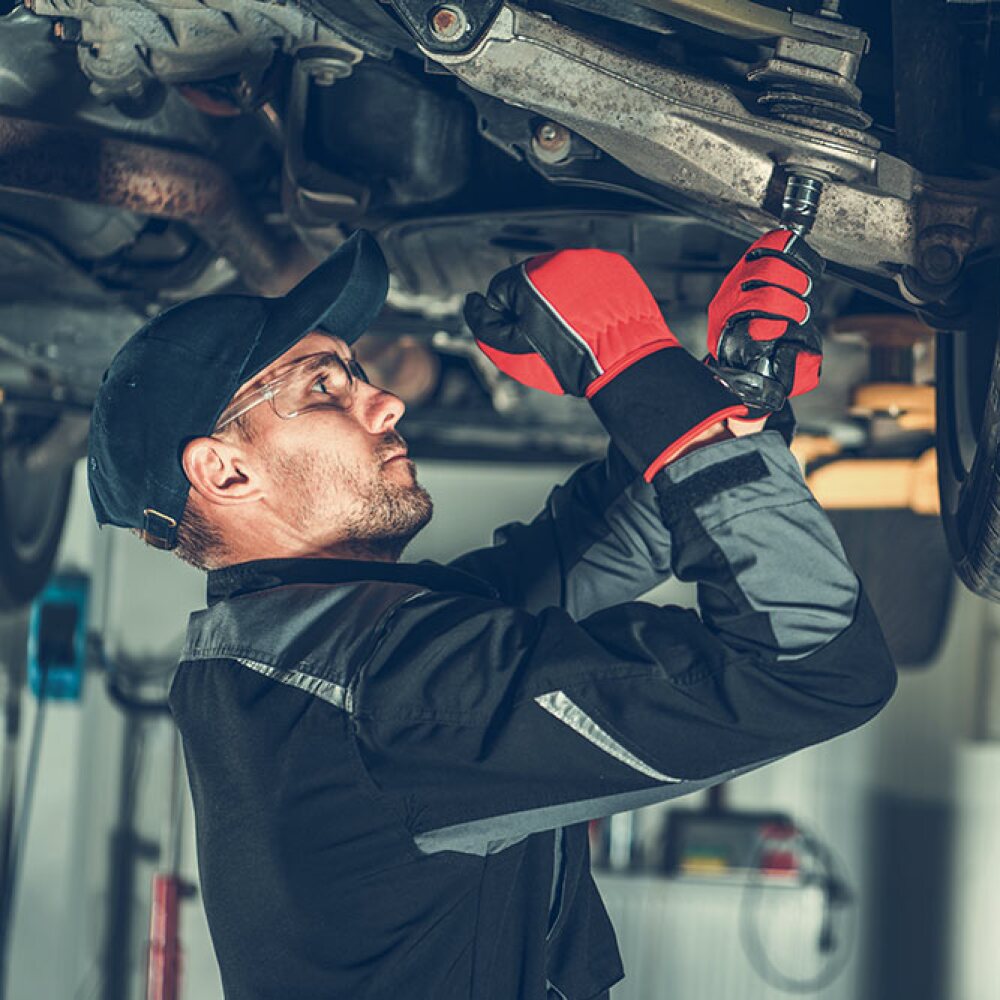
left=182, top=436, right=264, bottom=507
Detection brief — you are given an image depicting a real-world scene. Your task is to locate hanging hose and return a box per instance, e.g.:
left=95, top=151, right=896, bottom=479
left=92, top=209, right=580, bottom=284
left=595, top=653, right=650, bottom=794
left=0, top=664, right=48, bottom=1000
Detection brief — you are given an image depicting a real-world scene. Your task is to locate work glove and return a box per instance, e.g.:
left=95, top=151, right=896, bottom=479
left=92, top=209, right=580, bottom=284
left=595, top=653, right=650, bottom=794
left=464, top=249, right=749, bottom=481
left=707, top=229, right=825, bottom=406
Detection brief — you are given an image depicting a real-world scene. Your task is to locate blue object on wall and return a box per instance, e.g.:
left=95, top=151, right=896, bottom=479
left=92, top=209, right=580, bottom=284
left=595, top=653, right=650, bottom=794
left=27, top=573, right=89, bottom=701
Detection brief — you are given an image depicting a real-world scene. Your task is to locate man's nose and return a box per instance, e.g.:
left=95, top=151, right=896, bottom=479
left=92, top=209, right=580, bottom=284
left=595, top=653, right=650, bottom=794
left=358, top=381, right=405, bottom=433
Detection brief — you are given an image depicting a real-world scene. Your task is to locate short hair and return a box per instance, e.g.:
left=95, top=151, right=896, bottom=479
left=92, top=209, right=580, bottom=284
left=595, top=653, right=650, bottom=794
left=173, top=496, right=227, bottom=570
left=140, top=411, right=254, bottom=569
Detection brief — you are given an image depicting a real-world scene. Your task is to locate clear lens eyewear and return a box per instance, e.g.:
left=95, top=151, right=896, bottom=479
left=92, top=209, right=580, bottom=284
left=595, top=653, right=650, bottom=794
left=215, top=352, right=370, bottom=432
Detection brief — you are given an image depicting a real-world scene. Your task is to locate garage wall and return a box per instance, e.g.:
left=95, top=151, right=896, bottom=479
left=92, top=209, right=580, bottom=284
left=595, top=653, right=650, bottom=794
left=6, top=455, right=997, bottom=1000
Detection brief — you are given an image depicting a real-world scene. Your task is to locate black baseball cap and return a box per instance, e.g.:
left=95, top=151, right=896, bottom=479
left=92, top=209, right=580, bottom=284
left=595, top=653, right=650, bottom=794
left=87, top=230, right=389, bottom=550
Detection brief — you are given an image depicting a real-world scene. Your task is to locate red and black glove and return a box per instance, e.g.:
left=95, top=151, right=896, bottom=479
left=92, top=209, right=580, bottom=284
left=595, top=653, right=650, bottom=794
left=464, top=249, right=749, bottom=481
left=707, top=229, right=825, bottom=410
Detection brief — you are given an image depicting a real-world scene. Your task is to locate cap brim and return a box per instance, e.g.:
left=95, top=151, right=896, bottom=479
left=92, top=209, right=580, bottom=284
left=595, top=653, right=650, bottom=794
left=244, top=230, right=389, bottom=379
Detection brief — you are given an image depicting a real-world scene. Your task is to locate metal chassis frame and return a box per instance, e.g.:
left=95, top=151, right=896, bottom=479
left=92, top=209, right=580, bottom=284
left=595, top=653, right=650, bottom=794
left=405, top=2, right=998, bottom=314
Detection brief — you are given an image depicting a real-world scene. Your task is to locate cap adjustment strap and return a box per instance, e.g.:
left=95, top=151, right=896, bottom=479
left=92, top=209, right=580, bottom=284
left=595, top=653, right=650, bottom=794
left=141, top=508, right=178, bottom=550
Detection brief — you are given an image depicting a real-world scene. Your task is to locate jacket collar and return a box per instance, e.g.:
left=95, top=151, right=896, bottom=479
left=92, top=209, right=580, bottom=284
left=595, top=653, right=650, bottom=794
left=206, top=557, right=499, bottom=606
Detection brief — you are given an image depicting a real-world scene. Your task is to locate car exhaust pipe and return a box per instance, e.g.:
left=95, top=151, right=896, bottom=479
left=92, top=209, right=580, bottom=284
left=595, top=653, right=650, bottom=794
left=0, top=114, right=315, bottom=296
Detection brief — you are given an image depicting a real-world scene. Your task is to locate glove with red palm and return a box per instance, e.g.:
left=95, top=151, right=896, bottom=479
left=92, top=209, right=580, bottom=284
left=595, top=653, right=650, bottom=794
left=464, top=249, right=749, bottom=481
left=707, top=229, right=825, bottom=417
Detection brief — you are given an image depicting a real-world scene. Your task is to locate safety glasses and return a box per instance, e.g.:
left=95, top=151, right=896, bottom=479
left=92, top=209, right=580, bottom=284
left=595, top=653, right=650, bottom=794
left=214, top=351, right=370, bottom=433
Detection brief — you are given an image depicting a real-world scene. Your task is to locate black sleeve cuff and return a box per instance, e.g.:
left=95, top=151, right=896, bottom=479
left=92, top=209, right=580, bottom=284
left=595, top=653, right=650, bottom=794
left=763, top=399, right=797, bottom=445
left=588, top=347, right=747, bottom=479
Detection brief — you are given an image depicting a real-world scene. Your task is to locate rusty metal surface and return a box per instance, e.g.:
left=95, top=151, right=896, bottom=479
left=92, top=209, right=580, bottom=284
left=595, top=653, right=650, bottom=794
left=432, top=5, right=1000, bottom=285
left=27, top=0, right=377, bottom=105
left=433, top=7, right=891, bottom=264
left=0, top=115, right=313, bottom=295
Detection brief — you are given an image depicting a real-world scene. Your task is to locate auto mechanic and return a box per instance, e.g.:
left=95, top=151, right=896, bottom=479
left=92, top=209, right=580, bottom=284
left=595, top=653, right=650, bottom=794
left=86, top=228, right=896, bottom=1000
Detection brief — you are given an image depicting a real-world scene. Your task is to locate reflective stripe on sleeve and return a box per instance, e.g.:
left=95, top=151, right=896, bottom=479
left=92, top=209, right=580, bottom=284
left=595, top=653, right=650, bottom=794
left=234, top=656, right=351, bottom=712
left=535, top=690, right=682, bottom=783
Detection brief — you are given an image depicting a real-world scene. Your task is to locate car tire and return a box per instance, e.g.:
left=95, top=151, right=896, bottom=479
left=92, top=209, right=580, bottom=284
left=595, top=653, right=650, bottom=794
left=0, top=436, right=73, bottom=609
left=936, top=259, right=1000, bottom=599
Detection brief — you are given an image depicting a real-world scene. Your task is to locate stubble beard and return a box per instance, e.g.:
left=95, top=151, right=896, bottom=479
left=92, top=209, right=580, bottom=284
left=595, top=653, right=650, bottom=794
left=337, top=460, right=433, bottom=561
left=268, top=442, right=433, bottom=562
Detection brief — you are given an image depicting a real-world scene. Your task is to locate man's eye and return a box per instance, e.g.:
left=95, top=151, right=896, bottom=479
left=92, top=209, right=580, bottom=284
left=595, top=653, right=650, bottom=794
left=307, top=361, right=351, bottom=398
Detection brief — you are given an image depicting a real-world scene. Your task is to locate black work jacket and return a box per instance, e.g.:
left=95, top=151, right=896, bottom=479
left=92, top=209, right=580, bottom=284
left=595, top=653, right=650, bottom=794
left=170, top=432, right=896, bottom=1000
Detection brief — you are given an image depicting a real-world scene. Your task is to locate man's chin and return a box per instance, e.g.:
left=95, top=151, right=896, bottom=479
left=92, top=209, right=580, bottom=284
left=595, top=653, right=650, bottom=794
left=393, top=489, right=434, bottom=556
left=343, top=481, right=433, bottom=562
left=399, top=484, right=434, bottom=540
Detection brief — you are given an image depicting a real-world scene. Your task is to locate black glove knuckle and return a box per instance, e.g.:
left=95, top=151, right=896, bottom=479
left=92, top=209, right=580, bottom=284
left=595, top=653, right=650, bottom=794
left=787, top=237, right=825, bottom=279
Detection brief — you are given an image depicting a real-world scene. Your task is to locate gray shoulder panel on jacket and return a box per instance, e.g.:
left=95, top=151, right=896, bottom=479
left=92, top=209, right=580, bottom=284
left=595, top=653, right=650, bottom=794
left=657, top=431, right=859, bottom=661
left=556, top=473, right=673, bottom=620
left=182, top=580, right=423, bottom=693
left=463, top=448, right=675, bottom=618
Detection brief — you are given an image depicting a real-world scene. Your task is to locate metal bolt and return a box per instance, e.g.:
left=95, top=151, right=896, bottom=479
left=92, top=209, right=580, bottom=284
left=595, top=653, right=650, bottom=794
left=537, top=123, right=563, bottom=145
left=53, top=20, right=63, bottom=38
left=919, top=243, right=961, bottom=284
left=429, top=5, right=468, bottom=42
left=301, top=53, right=355, bottom=87
left=532, top=121, right=571, bottom=164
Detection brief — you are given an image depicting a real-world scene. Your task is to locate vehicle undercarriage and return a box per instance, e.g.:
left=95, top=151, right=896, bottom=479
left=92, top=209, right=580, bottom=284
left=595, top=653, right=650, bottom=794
left=0, top=0, right=997, bottom=599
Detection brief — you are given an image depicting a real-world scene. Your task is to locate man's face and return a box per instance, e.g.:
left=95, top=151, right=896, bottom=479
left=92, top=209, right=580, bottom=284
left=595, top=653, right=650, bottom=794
left=222, top=331, right=433, bottom=560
